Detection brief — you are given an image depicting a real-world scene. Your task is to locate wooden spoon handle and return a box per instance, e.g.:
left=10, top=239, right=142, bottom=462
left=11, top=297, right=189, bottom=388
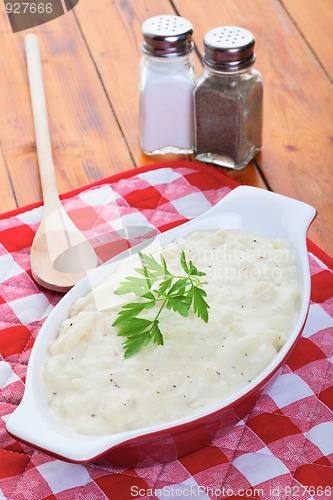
left=25, top=34, right=60, bottom=210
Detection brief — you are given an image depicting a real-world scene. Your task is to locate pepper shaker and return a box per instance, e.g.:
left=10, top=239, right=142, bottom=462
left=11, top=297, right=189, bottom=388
left=139, top=15, right=195, bottom=155
left=194, top=27, right=263, bottom=169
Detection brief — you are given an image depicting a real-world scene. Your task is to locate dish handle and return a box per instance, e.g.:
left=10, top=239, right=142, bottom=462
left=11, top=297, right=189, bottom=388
left=190, top=186, right=316, bottom=240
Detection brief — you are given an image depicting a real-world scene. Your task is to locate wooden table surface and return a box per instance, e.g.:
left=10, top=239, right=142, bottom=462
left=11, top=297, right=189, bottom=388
left=0, top=0, right=332, bottom=255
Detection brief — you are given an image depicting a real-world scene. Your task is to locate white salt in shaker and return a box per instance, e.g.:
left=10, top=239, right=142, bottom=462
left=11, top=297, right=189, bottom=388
left=139, top=15, right=195, bottom=155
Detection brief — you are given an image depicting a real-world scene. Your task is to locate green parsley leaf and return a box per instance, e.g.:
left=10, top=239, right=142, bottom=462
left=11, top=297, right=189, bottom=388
left=112, top=250, right=210, bottom=358
left=192, top=286, right=209, bottom=323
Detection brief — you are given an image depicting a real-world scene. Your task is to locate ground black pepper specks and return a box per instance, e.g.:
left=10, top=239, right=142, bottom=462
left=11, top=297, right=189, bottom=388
left=194, top=72, right=262, bottom=166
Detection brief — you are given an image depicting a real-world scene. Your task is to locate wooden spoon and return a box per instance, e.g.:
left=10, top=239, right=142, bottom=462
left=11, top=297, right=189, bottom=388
left=25, top=34, right=97, bottom=292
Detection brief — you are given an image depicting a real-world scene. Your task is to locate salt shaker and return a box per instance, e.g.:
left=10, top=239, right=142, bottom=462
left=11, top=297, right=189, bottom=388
left=139, top=15, right=195, bottom=155
left=194, top=27, right=263, bottom=169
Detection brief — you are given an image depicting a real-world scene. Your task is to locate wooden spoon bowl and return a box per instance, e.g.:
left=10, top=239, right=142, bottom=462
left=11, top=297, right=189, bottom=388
left=30, top=203, right=97, bottom=292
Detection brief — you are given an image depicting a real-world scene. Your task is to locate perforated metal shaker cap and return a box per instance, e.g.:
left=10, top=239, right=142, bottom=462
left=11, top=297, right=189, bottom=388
left=141, top=15, right=193, bottom=57
left=203, top=26, right=256, bottom=70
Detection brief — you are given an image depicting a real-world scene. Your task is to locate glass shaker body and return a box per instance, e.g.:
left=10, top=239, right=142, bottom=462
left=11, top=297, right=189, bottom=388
left=194, top=27, right=263, bottom=170
left=139, top=15, right=195, bottom=156
left=139, top=53, right=195, bottom=155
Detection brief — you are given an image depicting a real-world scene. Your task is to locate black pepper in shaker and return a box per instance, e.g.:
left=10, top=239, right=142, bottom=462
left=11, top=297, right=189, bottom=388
left=194, top=26, right=263, bottom=169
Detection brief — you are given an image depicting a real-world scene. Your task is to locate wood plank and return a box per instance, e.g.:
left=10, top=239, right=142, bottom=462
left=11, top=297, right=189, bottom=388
left=174, top=0, right=333, bottom=256
left=281, top=0, right=333, bottom=81
left=0, top=9, right=134, bottom=212
left=0, top=149, right=17, bottom=213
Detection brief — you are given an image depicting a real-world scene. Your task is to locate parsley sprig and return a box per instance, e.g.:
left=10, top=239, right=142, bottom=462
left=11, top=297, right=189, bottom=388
left=112, top=251, right=210, bottom=358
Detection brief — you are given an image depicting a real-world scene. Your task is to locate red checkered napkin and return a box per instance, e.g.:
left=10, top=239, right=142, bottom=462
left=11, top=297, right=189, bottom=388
left=0, top=161, right=332, bottom=500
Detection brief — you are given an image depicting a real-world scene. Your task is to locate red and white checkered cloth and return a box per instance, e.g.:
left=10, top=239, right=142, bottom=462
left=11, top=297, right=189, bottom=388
left=0, top=161, right=332, bottom=500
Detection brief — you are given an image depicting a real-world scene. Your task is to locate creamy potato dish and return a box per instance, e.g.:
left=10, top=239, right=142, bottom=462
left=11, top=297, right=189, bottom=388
left=43, top=230, right=300, bottom=435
